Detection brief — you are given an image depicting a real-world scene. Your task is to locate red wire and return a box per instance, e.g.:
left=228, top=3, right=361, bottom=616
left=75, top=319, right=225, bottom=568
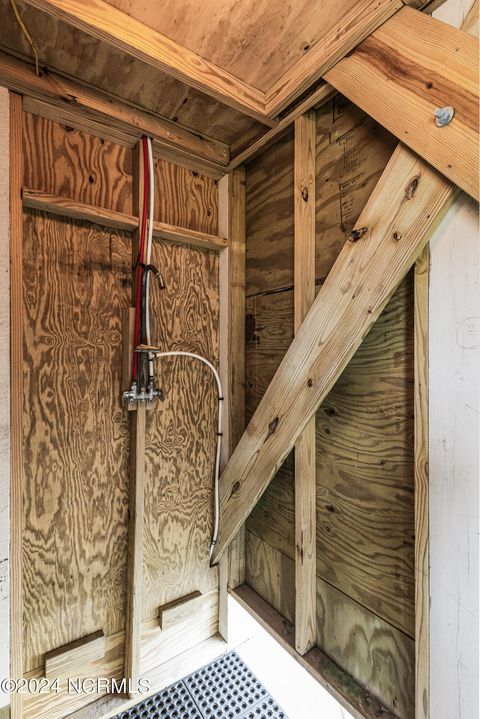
left=132, top=136, right=150, bottom=381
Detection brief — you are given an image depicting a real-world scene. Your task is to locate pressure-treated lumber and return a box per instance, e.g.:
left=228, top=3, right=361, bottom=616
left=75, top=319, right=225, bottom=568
left=0, top=49, right=228, bottom=173
left=213, top=143, right=457, bottom=564
left=218, top=168, right=247, bottom=638
left=23, top=0, right=270, bottom=125
left=152, top=221, right=227, bottom=252
left=21, top=188, right=227, bottom=251
left=233, top=584, right=396, bottom=719
left=9, top=91, right=24, bottom=719
left=414, top=247, right=430, bottom=719
left=157, top=591, right=206, bottom=631
left=293, top=111, right=316, bottom=656
left=265, top=0, right=403, bottom=117
left=44, top=631, right=106, bottom=679
left=22, top=188, right=138, bottom=231
left=325, top=6, right=479, bottom=200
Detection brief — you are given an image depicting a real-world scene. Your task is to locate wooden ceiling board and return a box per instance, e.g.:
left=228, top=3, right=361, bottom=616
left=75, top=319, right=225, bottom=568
left=0, top=0, right=263, bottom=144
left=104, top=0, right=354, bottom=92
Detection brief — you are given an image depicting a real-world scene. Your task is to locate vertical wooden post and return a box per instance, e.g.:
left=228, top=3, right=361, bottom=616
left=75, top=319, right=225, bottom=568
left=414, top=247, right=430, bottom=719
left=218, top=167, right=246, bottom=639
left=124, top=141, right=146, bottom=691
left=294, top=110, right=317, bottom=656
left=9, top=91, right=23, bottom=719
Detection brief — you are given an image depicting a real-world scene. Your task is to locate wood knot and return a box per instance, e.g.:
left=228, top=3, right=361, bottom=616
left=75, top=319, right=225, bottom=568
left=307, top=378, right=313, bottom=387
left=347, top=227, right=368, bottom=242
left=266, top=416, right=279, bottom=439
left=301, top=187, right=309, bottom=202
left=405, top=175, right=420, bottom=200
left=392, top=231, right=402, bottom=241
left=230, top=481, right=240, bottom=498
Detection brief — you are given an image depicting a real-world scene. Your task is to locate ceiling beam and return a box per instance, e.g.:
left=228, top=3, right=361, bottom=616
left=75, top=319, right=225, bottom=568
left=22, top=0, right=272, bottom=125
left=325, top=6, right=479, bottom=200
left=0, top=49, right=229, bottom=176
left=212, top=142, right=457, bottom=565
left=264, top=0, right=403, bottom=117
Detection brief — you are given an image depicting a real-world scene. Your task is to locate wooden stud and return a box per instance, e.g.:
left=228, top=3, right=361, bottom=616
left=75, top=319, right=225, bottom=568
left=414, top=246, right=430, bottom=719
left=124, top=142, right=146, bottom=693
left=212, top=144, right=457, bottom=564
left=152, top=221, right=227, bottom=252
left=218, top=168, right=247, bottom=638
left=264, top=0, right=403, bottom=116
left=23, top=0, right=271, bottom=125
left=9, top=91, right=23, bottom=719
left=293, top=111, right=316, bottom=656
left=0, top=50, right=229, bottom=174
left=325, top=6, right=479, bottom=200
left=44, top=631, right=106, bottom=680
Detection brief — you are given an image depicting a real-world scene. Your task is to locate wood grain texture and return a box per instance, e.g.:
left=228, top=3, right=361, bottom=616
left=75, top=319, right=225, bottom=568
left=153, top=222, right=227, bottom=252
left=0, top=48, right=229, bottom=172
left=246, top=281, right=417, bottom=634
left=213, top=144, right=456, bottom=565
left=10, top=90, right=24, bottom=719
left=233, top=584, right=397, bottom=719
left=293, top=111, right=316, bottom=656
left=157, top=591, right=206, bottom=630
left=218, top=168, right=247, bottom=632
left=245, top=531, right=294, bottom=624
left=22, top=210, right=131, bottom=672
left=245, top=534, right=415, bottom=717
left=414, top=247, right=429, bottom=719
left=315, top=275, right=415, bottom=637
left=44, top=631, right=106, bottom=679
left=154, top=159, right=219, bottom=234
left=23, top=0, right=269, bottom=123
left=245, top=132, right=294, bottom=296
left=106, top=0, right=357, bottom=92
left=22, top=188, right=138, bottom=231
left=0, top=0, right=263, bottom=146
left=325, top=6, right=480, bottom=200
left=22, top=112, right=133, bottom=213
left=143, top=240, right=220, bottom=621
left=265, top=0, right=403, bottom=116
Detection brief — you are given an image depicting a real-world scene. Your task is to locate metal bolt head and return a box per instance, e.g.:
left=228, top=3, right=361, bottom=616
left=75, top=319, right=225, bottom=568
left=434, top=106, right=455, bottom=127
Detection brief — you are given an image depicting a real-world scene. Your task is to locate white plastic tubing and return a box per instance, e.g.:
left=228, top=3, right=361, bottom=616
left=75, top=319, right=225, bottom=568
left=144, top=138, right=223, bottom=563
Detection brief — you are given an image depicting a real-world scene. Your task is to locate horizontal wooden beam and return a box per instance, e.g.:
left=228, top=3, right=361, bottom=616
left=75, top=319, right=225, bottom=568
left=22, top=188, right=227, bottom=251
left=0, top=49, right=229, bottom=175
left=264, top=0, right=403, bottom=117
left=158, top=591, right=206, bottom=631
left=23, top=0, right=272, bottom=125
left=325, top=6, right=479, bottom=200
left=153, top=221, right=228, bottom=252
left=232, top=585, right=396, bottom=719
left=212, top=143, right=457, bottom=564
left=22, top=188, right=138, bottom=230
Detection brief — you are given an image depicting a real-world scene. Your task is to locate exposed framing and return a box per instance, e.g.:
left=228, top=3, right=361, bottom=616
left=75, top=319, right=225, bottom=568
left=293, top=111, right=317, bottom=656
left=9, top=91, right=24, bottom=719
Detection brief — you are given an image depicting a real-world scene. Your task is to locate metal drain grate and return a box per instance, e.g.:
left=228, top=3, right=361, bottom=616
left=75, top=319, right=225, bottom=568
left=114, top=651, right=287, bottom=719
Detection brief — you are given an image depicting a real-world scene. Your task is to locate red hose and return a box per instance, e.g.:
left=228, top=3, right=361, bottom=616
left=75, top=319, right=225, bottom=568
left=132, top=136, right=150, bottom=381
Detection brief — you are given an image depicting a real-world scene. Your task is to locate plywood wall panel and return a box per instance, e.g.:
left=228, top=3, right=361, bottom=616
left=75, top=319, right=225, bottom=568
left=22, top=209, right=131, bottom=672
left=245, top=132, right=294, bottom=297
left=22, top=112, right=133, bottom=214
left=154, top=159, right=218, bottom=234
left=245, top=531, right=294, bottom=624
left=143, top=241, right=220, bottom=621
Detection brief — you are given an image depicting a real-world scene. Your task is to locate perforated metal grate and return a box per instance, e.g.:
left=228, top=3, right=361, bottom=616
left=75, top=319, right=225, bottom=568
left=114, top=651, right=287, bottom=719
